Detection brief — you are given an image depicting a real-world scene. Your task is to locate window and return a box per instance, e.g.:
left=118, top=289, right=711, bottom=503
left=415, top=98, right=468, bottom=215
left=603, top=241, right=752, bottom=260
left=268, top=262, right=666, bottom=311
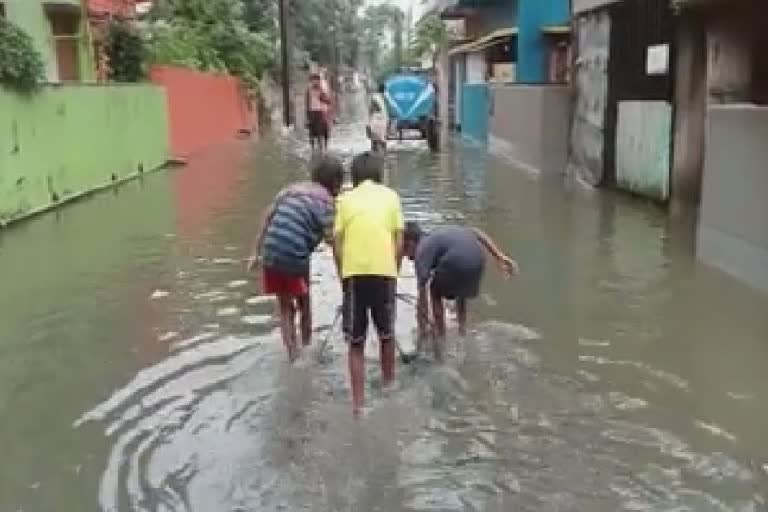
left=47, top=9, right=81, bottom=82
left=0, top=3, right=6, bottom=18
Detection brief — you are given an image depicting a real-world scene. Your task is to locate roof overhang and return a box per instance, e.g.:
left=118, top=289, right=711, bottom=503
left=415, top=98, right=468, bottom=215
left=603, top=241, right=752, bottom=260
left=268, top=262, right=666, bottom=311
left=440, top=6, right=478, bottom=20
left=42, top=1, right=82, bottom=16
left=448, top=27, right=518, bottom=56
left=542, top=25, right=571, bottom=36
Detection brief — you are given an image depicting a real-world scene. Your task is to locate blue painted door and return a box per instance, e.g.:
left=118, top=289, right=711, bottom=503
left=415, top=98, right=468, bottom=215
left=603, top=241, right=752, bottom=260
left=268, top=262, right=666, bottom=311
left=461, top=83, right=490, bottom=143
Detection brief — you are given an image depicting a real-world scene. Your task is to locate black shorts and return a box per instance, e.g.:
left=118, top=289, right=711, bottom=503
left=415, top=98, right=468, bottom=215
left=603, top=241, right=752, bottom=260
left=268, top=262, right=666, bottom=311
left=431, top=262, right=484, bottom=301
left=342, top=276, right=396, bottom=345
left=307, top=111, right=329, bottom=140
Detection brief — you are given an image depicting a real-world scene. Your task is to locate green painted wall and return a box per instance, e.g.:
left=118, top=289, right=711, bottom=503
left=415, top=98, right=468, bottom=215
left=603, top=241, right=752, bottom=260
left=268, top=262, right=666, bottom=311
left=4, top=0, right=96, bottom=82
left=0, top=85, right=170, bottom=224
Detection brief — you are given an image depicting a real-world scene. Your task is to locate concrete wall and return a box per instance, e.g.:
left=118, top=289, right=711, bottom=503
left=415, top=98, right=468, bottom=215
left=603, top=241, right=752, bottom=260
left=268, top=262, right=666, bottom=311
left=517, top=0, right=570, bottom=83
left=150, top=66, right=257, bottom=158
left=0, top=85, right=169, bottom=225
left=4, top=0, right=95, bottom=82
left=489, top=84, right=570, bottom=174
left=672, top=14, right=707, bottom=204
left=697, top=105, right=768, bottom=292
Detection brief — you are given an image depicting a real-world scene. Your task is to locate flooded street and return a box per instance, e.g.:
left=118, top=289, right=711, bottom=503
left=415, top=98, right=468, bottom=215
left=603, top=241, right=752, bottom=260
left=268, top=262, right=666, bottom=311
left=2, top=93, right=768, bottom=512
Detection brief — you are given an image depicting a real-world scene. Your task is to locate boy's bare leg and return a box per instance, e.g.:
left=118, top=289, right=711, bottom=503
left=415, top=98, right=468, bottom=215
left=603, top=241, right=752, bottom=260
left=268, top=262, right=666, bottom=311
left=298, top=294, right=312, bottom=346
left=431, top=292, right=446, bottom=361
left=349, top=344, right=366, bottom=417
left=380, top=338, right=395, bottom=388
left=278, top=295, right=299, bottom=363
left=456, top=298, right=468, bottom=337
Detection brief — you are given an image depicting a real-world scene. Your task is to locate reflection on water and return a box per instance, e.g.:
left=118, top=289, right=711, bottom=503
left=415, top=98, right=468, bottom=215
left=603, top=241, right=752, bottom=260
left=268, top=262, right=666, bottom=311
left=1, top=93, right=768, bottom=511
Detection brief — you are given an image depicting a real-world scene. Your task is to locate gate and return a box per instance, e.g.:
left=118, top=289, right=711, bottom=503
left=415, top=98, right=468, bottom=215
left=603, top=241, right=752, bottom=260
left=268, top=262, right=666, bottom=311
left=605, top=0, right=675, bottom=197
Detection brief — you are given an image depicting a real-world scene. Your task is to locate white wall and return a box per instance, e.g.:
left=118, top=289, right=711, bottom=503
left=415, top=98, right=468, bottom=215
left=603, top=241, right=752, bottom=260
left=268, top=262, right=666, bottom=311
left=467, top=52, right=486, bottom=84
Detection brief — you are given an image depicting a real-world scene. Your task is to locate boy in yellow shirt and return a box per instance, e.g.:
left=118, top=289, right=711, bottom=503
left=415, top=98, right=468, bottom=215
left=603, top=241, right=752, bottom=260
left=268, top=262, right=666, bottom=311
left=334, top=152, right=404, bottom=416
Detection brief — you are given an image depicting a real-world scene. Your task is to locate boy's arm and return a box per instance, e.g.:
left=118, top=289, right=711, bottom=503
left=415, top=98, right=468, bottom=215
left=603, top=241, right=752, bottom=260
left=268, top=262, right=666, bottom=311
left=331, top=200, right=344, bottom=284
left=246, top=202, right=276, bottom=271
left=394, top=229, right=404, bottom=273
left=472, top=228, right=519, bottom=277
left=416, top=284, right=430, bottom=343
left=332, top=233, right=343, bottom=284
left=392, top=195, right=405, bottom=273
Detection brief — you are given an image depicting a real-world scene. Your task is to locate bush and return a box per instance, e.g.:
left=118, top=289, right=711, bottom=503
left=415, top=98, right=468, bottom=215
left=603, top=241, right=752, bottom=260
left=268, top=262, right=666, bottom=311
left=107, top=21, right=146, bottom=82
left=0, top=19, right=45, bottom=93
left=145, top=0, right=276, bottom=93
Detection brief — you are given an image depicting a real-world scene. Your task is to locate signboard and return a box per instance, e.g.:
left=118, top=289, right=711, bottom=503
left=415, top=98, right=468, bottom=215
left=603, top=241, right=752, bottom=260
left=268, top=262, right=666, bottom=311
left=646, top=44, right=669, bottom=75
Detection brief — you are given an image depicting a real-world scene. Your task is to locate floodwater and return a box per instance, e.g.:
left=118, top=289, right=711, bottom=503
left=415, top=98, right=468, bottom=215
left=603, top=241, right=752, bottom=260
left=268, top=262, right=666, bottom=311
left=2, top=93, right=768, bottom=512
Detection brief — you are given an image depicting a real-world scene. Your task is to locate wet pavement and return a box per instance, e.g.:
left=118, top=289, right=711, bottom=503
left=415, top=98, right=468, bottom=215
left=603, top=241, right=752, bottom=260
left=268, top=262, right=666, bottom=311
left=2, top=93, right=768, bottom=512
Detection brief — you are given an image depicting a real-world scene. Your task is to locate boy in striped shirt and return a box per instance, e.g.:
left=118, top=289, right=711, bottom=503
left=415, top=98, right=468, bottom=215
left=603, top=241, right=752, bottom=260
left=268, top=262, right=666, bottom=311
left=247, top=156, right=344, bottom=362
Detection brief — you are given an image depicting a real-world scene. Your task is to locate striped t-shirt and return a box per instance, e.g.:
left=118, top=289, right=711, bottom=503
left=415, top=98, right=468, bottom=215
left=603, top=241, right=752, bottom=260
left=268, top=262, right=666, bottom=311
left=261, top=182, right=335, bottom=275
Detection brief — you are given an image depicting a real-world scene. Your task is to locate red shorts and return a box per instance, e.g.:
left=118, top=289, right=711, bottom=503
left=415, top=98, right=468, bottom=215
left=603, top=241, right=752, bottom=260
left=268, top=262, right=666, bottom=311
left=263, top=267, right=309, bottom=296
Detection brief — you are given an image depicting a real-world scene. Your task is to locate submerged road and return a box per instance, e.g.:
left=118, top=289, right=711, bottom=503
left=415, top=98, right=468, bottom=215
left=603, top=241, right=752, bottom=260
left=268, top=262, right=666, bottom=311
left=1, top=93, right=768, bottom=511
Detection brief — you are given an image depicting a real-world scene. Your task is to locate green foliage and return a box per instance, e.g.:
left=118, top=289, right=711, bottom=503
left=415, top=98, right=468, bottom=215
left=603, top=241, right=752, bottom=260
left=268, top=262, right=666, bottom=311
left=410, top=13, right=447, bottom=68
left=0, top=19, right=45, bottom=93
left=107, top=22, right=146, bottom=82
left=146, top=0, right=276, bottom=90
left=355, top=4, right=402, bottom=80
left=294, top=0, right=365, bottom=68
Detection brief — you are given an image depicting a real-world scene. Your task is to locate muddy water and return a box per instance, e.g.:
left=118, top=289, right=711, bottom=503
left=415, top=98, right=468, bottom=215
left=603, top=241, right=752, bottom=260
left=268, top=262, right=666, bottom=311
left=2, top=94, right=768, bottom=512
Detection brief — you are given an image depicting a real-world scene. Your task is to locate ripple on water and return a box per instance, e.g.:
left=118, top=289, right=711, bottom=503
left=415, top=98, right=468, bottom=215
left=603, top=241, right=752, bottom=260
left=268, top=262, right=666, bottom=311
left=245, top=295, right=275, bottom=306
left=216, top=306, right=240, bottom=317
left=70, top=123, right=761, bottom=511
left=75, top=333, right=273, bottom=512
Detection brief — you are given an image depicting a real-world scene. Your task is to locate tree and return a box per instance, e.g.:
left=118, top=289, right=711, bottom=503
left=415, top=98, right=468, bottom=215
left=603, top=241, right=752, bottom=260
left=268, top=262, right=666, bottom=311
left=358, top=4, right=406, bottom=81
left=145, top=0, right=276, bottom=89
left=0, top=19, right=45, bottom=93
left=409, top=13, right=447, bottom=69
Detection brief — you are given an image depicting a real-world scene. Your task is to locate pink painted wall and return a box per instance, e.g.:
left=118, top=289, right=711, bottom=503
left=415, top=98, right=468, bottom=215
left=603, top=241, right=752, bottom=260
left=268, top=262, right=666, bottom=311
left=150, top=66, right=257, bottom=158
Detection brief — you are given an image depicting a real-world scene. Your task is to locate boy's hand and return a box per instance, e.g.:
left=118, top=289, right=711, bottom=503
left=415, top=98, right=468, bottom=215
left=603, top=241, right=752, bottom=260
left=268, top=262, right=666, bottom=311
left=498, top=256, right=519, bottom=277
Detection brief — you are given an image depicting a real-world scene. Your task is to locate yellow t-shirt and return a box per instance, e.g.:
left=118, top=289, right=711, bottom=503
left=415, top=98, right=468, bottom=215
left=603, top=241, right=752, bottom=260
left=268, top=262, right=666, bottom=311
left=334, top=180, right=404, bottom=278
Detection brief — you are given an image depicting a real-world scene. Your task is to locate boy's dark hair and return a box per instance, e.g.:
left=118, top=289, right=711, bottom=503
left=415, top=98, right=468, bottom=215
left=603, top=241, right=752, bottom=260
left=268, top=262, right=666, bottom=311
left=378, top=83, right=385, bottom=94
left=311, top=155, right=344, bottom=194
left=404, top=221, right=423, bottom=244
left=351, top=151, right=383, bottom=186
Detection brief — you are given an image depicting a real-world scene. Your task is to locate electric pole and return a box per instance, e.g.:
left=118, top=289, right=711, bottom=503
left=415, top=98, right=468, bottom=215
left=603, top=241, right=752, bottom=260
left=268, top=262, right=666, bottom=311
left=394, top=10, right=403, bottom=71
left=278, top=0, right=294, bottom=127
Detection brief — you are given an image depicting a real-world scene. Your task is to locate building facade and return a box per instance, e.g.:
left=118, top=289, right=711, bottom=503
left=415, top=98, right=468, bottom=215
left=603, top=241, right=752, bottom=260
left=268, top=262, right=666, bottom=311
left=671, top=0, right=768, bottom=292
left=438, top=0, right=571, bottom=173
left=0, top=0, right=169, bottom=226
left=1, top=0, right=96, bottom=82
left=85, top=0, right=141, bottom=81
left=568, top=0, right=674, bottom=200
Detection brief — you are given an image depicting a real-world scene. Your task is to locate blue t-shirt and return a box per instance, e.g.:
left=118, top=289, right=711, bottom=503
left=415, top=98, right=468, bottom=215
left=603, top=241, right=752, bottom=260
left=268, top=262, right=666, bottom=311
left=415, top=226, right=485, bottom=285
left=261, top=182, right=335, bottom=275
